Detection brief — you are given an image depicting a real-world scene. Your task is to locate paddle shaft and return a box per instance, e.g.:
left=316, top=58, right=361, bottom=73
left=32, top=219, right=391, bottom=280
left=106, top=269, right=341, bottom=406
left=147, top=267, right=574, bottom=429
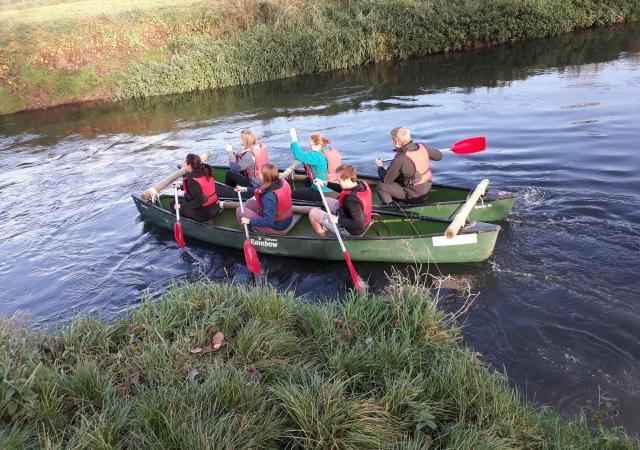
left=237, top=191, right=250, bottom=239
left=315, top=181, right=363, bottom=291
left=174, top=184, right=181, bottom=221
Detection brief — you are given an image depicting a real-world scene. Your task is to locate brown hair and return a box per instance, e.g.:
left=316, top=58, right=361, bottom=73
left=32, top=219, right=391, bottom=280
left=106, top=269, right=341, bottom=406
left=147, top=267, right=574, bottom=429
left=336, top=164, right=357, bottom=183
left=240, top=129, right=257, bottom=149
left=310, top=133, right=331, bottom=147
left=259, top=164, right=279, bottom=191
left=186, top=153, right=212, bottom=180
left=390, top=127, right=411, bottom=145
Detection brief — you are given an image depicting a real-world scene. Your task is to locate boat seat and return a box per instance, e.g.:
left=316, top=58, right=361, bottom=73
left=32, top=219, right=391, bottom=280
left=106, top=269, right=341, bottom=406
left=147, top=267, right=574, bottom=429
left=280, top=214, right=303, bottom=235
left=348, top=219, right=375, bottom=238
left=230, top=213, right=304, bottom=235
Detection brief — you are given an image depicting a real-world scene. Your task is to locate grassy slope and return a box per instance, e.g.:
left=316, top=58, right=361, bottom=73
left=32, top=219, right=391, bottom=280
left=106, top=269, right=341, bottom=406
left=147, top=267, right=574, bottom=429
left=1, top=0, right=640, bottom=115
left=0, top=279, right=637, bottom=449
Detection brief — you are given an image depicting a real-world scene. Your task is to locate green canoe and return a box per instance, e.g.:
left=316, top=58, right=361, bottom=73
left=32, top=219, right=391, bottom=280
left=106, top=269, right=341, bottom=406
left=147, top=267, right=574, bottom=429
left=132, top=195, right=500, bottom=264
left=211, top=165, right=517, bottom=222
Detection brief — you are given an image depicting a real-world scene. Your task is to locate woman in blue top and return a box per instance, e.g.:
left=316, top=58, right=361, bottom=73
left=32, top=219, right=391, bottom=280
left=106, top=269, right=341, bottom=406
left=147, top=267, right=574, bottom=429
left=289, top=128, right=342, bottom=201
left=235, top=164, right=294, bottom=235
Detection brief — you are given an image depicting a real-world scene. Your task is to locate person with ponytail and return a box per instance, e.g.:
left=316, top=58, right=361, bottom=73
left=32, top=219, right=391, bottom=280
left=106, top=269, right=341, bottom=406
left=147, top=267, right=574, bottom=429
left=288, top=128, right=342, bottom=201
left=171, top=153, right=222, bottom=222
left=225, top=129, right=270, bottom=188
left=234, top=164, right=293, bottom=235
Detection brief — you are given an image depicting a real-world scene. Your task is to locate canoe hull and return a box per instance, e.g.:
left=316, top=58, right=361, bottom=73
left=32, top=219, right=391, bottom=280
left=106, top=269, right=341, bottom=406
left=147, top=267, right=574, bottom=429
left=133, top=196, right=500, bottom=264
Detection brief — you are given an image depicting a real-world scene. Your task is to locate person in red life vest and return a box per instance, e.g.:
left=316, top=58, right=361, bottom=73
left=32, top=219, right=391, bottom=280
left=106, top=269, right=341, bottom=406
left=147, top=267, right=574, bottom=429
left=234, top=164, right=294, bottom=235
left=172, top=154, right=222, bottom=222
left=225, top=129, right=269, bottom=188
left=288, top=128, right=342, bottom=201
left=374, top=127, right=443, bottom=205
left=309, top=165, right=372, bottom=238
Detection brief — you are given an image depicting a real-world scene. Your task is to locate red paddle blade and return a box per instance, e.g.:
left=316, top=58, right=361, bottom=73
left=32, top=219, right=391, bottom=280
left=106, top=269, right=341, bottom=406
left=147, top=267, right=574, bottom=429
left=450, top=137, right=486, bottom=155
left=174, top=222, right=186, bottom=248
left=343, top=251, right=364, bottom=291
left=244, top=239, right=262, bottom=275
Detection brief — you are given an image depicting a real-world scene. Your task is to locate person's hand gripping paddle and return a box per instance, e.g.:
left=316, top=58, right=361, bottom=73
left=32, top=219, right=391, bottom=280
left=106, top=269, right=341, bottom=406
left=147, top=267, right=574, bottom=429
left=237, top=190, right=262, bottom=275
left=314, top=180, right=365, bottom=292
left=173, top=183, right=186, bottom=249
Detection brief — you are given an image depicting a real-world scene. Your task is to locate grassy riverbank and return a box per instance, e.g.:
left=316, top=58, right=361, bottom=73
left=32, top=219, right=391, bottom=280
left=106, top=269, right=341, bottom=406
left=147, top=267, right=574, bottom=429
left=1, top=0, right=640, bottom=115
left=1, top=279, right=637, bottom=448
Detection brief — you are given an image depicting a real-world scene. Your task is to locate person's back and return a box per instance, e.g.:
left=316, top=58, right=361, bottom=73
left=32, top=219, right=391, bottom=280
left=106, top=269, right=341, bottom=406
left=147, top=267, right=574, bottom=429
left=374, top=127, right=442, bottom=205
left=226, top=129, right=269, bottom=188
left=309, top=165, right=372, bottom=237
left=235, top=164, right=293, bottom=235
left=174, top=154, right=222, bottom=222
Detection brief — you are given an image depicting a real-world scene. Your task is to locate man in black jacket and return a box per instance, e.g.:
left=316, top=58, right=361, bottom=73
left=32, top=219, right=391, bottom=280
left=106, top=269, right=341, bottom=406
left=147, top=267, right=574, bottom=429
left=374, top=127, right=443, bottom=204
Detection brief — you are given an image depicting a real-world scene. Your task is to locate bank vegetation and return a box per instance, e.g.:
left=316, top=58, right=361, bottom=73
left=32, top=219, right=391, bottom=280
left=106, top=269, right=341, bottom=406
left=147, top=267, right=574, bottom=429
left=1, top=278, right=637, bottom=448
left=1, top=0, right=640, bottom=115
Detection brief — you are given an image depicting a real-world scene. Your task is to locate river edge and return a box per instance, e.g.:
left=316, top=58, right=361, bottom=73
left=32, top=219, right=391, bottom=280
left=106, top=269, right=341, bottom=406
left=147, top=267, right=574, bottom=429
left=1, top=278, right=637, bottom=447
left=2, top=0, right=640, bottom=115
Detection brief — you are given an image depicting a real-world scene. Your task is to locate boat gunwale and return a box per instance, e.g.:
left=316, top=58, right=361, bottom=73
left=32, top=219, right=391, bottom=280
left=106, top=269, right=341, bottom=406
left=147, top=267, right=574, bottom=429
left=210, top=164, right=519, bottom=205
left=132, top=194, right=501, bottom=242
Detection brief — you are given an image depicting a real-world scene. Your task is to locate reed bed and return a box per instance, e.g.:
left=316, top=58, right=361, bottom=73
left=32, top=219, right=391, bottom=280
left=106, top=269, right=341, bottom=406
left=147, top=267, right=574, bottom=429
left=1, top=278, right=637, bottom=448
left=1, top=0, right=639, bottom=114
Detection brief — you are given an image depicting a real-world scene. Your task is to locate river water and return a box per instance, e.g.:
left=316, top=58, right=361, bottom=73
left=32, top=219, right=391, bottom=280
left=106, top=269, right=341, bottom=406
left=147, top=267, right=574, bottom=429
left=1, top=23, right=639, bottom=432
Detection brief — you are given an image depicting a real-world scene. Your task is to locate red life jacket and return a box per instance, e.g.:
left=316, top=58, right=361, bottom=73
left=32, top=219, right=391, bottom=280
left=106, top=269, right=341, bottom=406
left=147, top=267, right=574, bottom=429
left=304, top=146, right=342, bottom=182
left=237, top=143, right=269, bottom=179
left=182, top=173, right=218, bottom=206
left=338, top=181, right=373, bottom=225
left=403, top=143, right=431, bottom=185
left=254, top=180, right=293, bottom=221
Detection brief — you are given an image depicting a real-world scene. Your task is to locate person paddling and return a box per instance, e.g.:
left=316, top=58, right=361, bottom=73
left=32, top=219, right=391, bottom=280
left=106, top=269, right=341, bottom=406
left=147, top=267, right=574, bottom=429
left=309, top=165, right=372, bottom=238
left=289, top=128, right=342, bottom=201
left=225, top=129, right=269, bottom=188
left=374, top=127, right=443, bottom=205
left=172, top=153, right=222, bottom=222
left=235, top=164, right=294, bottom=235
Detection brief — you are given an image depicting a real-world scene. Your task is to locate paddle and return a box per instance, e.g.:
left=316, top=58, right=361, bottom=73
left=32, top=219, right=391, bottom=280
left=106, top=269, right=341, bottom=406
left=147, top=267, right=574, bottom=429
left=237, top=190, right=262, bottom=275
left=314, top=180, right=364, bottom=292
left=173, top=184, right=186, bottom=249
left=382, top=136, right=486, bottom=162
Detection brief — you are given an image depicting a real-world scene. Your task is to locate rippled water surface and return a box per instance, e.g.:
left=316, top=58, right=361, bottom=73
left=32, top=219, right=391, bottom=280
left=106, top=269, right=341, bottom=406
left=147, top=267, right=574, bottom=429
left=1, top=23, right=639, bottom=432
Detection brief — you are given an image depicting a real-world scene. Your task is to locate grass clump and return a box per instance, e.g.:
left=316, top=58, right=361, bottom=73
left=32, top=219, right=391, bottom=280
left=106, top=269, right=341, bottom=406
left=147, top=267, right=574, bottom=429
left=0, top=279, right=638, bottom=448
left=1, top=0, right=640, bottom=114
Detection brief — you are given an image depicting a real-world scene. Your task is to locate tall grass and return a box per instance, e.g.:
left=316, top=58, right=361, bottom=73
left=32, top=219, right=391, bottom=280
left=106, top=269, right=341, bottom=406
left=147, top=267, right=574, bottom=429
left=116, top=0, right=640, bottom=100
left=0, top=279, right=637, bottom=448
left=1, top=0, right=639, bottom=114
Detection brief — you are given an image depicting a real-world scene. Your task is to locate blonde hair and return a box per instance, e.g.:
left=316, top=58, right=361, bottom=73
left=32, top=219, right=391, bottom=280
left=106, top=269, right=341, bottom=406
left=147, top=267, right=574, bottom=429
left=259, top=164, right=279, bottom=191
left=336, top=164, right=357, bottom=183
left=240, top=129, right=257, bottom=149
left=390, top=127, right=411, bottom=146
left=310, top=133, right=331, bottom=147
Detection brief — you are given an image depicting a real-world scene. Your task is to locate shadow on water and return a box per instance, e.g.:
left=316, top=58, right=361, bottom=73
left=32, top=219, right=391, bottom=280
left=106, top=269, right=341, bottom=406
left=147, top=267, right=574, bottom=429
left=1, top=21, right=640, bottom=434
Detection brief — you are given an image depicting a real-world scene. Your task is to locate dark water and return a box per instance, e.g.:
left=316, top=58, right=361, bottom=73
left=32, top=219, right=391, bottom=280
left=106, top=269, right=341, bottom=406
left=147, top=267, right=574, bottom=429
left=1, top=23, right=639, bottom=432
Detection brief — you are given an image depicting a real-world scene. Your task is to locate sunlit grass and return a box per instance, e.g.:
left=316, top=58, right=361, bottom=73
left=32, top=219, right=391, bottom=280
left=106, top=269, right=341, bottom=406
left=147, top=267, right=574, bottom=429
left=0, top=279, right=637, bottom=448
left=0, top=0, right=206, bottom=25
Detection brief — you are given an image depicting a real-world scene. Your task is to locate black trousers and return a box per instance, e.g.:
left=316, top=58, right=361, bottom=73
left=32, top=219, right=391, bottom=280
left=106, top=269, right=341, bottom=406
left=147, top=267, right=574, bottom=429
left=169, top=199, right=222, bottom=223
left=292, top=187, right=339, bottom=202
left=224, top=170, right=252, bottom=188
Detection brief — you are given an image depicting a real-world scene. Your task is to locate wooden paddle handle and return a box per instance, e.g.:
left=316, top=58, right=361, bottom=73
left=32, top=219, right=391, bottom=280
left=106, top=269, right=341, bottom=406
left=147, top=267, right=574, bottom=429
left=279, top=161, right=301, bottom=180
left=141, top=151, right=212, bottom=201
left=445, top=179, right=489, bottom=239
